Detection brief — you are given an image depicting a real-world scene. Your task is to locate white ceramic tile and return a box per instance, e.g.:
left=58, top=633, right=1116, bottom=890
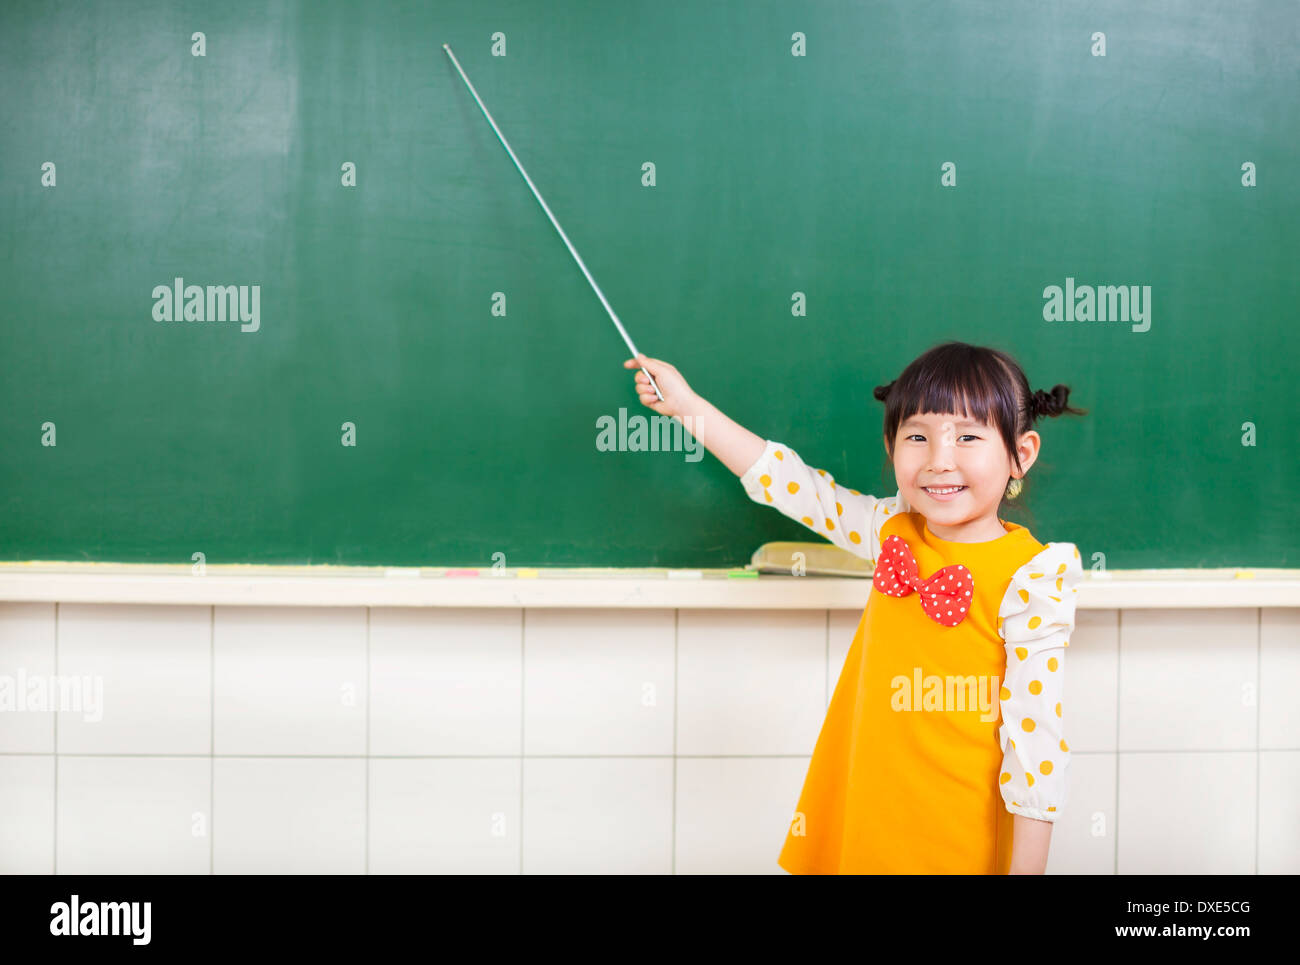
left=1116, top=751, right=1256, bottom=874
left=1, top=601, right=1284, bottom=876
left=521, top=758, right=672, bottom=873
left=522, top=609, right=673, bottom=756
left=1259, top=750, right=1300, bottom=874
left=675, top=756, right=809, bottom=874
left=369, top=608, right=521, bottom=756
left=1260, top=608, right=1300, bottom=749
left=828, top=609, right=860, bottom=709
left=369, top=758, right=520, bottom=873
left=1118, top=609, right=1258, bottom=751
left=1064, top=609, right=1119, bottom=753
left=0, top=603, right=56, bottom=753
left=56, top=604, right=210, bottom=755
left=56, top=756, right=210, bottom=874
left=1043, top=752, right=1117, bottom=875
left=677, top=609, right=826, bottom=756
left=214, top=607, right=366, bottom=756
left=0, top=755, right=54, bottom=873
left=213, top=757, right=365, bottom=874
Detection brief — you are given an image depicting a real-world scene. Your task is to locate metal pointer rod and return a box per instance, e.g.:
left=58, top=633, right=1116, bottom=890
left=442, top=43, right=666, bottom=402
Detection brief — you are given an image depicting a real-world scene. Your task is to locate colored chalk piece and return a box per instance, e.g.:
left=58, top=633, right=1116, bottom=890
left=517, top=568, right=539, bottom=578
left=667, top=569, right=703, bottom=579
left=384, top=568, right=421, bottom=578
left=445, top=569, right=480, bottom=577
left=726, top=569, right=759, bottom=578
left=1235, top=570, right=1255, bottom=579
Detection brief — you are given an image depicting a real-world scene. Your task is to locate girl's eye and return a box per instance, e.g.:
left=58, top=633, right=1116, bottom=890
left=905, top=434, right=981, bottom=442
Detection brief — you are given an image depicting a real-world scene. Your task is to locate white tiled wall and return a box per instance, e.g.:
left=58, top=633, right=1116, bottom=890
left=0, top=601, right=1296, bottom=874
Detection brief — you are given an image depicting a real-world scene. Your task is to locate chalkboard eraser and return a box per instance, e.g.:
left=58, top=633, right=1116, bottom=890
left=667, top=569, right=704, bottom=579
left=384, top=567, right=422, bottom=578
left=726, top=568, right=759, bottom=578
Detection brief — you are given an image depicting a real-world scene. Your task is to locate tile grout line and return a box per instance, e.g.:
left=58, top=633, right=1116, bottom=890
left=672, top=608, right=678, bottom=876
left=519, top=607, right=525, bottom=876
left=4, top=748, right=1269, bottom=758
left=52, top=602, right=58, bottom=875
left=365, top=606, right=371, bottom=876
left=2, top=754, right=1268, bottom=759
left=1114, top=609, right=1121, bottom=875
left=209, top=604, right=214, bottom=875
left=824, top=610, right=830, bottom=708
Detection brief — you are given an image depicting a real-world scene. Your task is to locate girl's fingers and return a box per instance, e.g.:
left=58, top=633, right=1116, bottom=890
left=628, top=355, right=676, bottom=415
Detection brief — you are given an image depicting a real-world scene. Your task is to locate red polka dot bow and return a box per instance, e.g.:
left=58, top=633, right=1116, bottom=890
left=872, top=534, right=974, bottom=627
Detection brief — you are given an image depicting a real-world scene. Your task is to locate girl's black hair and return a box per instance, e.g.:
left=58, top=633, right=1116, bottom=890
left=873, top=340, right=1086, bottom=484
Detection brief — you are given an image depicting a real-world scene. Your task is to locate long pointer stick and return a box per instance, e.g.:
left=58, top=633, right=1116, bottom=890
left=442, top=43, right=665, bottom=402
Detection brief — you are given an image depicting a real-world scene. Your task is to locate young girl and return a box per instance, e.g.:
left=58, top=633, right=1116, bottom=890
left=624, top=340, right=1086, bottom=875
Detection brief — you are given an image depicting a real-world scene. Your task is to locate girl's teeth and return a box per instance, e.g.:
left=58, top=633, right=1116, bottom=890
left=926, top=486, right=965, bottom=494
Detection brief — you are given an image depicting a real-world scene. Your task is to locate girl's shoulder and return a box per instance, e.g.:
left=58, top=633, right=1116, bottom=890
left=997, top=541, right=1084, bottom=643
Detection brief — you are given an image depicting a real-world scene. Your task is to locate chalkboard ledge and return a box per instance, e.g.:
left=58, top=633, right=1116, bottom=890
left=0, top=564, right=1297, bottom=608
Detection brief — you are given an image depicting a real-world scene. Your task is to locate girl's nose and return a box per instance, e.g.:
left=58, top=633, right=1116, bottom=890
left=927, top=453, right=957, bottom=473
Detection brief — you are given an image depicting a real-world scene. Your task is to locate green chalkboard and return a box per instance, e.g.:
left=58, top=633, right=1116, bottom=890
left=1, top=0, right=1296, bottom=568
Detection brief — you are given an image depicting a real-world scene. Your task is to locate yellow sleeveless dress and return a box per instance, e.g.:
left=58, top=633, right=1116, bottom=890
left=777, top=509, right=1047, bottom=875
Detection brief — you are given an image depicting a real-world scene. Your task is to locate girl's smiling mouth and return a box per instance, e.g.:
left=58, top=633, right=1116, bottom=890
left=922, top=485, right=967, bottom=500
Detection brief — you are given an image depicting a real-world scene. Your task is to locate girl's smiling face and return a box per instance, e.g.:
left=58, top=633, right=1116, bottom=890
left=887, top=410, right=1041, bottom=543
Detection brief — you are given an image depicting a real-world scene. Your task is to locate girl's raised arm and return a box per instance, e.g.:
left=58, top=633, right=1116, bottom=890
left=623, top=354, right=764, bottom=476
left=736, top=439, right=901, bottom=563
left=625, top=354, right=902, bottom=563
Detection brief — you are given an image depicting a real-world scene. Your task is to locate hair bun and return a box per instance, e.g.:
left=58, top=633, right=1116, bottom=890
left=1031, top=385, right=1071, bottom=419
left=873, top=381, right=894, bottom=403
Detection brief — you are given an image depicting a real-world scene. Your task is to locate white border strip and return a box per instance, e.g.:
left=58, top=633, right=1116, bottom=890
left=0, top=564, right=1296, bottom=608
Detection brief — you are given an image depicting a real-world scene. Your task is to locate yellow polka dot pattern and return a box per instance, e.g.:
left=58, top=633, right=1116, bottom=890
left=995, top=539, right=1083, bottom=822
left=740, top=440, right=903, bottom=567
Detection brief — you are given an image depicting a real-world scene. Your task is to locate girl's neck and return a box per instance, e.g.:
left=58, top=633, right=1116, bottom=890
left=923, top=514, right=1011, bottom=543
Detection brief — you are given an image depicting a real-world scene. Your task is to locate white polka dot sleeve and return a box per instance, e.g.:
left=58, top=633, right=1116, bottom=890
left=738, top=439, right=909, bottom=565
left=995, top=542, right=1083, bottom=823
